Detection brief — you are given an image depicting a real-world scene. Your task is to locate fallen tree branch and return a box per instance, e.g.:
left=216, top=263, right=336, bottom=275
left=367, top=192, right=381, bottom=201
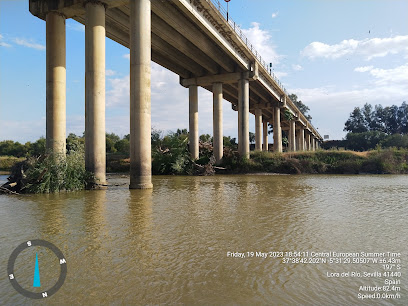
left=0, top=185, right=20, bottom=195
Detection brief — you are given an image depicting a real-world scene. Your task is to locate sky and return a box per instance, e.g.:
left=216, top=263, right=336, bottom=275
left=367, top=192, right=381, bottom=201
left=0, top=0, right=407, bottom=143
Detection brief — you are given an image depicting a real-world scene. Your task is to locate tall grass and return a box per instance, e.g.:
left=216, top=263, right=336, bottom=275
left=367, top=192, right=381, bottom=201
left=8, top=146, right=95, bottom=194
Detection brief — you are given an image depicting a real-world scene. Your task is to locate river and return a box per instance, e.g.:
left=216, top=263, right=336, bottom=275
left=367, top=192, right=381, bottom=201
left=0, top=174, right=407, bottom=305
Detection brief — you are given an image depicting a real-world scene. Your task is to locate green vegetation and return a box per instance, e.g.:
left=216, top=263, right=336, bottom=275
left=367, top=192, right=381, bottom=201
left=0, top=156, right=25, bottom=171
left=221, top=149, right=408, bottom=175
left=1, top=144, right=95, bottom=194
left=324, top=101, right=408, bottom=151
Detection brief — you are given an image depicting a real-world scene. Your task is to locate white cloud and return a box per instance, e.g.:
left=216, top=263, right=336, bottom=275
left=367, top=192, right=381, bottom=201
left=292, top=64, right=303, bottom=71
left=301, top=35, right=408, bottom=60
left=123, top=53, right=130, bottom=60
left=0, top=34, right=11, bottom=47
left=354, top=65, right=373, bottom=72
left=106, top=69, right=116, bottom=76
left=355, top=64, right=408, bottom=86
left=14, top=38, right=45, bottom=50
left=271, top=12, right=278, bottom=18
left=242, top=22, right=281, bottom=65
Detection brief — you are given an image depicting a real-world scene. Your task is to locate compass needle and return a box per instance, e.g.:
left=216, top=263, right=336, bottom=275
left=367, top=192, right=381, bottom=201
left=33, top=252, right=41, bottom=288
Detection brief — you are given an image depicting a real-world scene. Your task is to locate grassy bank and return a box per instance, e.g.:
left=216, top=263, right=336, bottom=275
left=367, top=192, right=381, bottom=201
left=0, top=156, right=25, bottom=171
left=105, top=148, right=408, bottom=175
left=222, top=149, right=408, bottom=175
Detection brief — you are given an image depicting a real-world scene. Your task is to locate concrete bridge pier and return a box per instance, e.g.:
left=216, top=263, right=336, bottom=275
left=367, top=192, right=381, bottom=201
left=300, top=127, right=305, bottom=151
left=273, top=106, right=282, bottom=153
left=85, top=1, right=106, bottom=185
left=130, top=0, right=153, bottom=189
left=238, top=76, right=249, bottom=158
left=255, top=108, right=262, bottom=151
left=212, top=82, right=223, bottom=162
left=189, top=85, right=199, bottom=160
left=306, top=132, right=311, bottom=151
left=46, top=12, right=66, bottom=156
left=263, top=121, right=268, bottom=151
left=289, top=120, right=296, bottom=152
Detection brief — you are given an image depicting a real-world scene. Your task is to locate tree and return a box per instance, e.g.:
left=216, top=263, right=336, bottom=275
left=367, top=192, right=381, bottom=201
left=199, top=134, right=212, bottom=143
left=223, top=136, right=237, bottom=148
left=288, top=94, right=312, bottom=121
left=397, top=102, right=408, bottom=134
left=29, top=137, right=46, bottom=156
left=106, top=133, right=120, bottom=153
left=249, top=132, right=255, bottom=144
left=345, top=131, right=387, bottom=151
left=114, top=139, right=130, bottom=154
left=344, top=107, right=368, bottom=133
left=66, top=133, right=84, bottom=154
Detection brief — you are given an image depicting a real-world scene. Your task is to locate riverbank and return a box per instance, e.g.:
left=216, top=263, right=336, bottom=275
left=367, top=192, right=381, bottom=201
left=0, top=156, right=24, bottom=172
left=106, top=148, right=408, bottom=175
left=234, top=149, right=408, bottom=174
left=2, top=148, right=407, bottom=177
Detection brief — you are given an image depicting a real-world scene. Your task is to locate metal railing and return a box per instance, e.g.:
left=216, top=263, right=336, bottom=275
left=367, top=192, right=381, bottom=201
left=206, top=0, right=321, bottom=138
left=207, top=0, right=286, bottom=94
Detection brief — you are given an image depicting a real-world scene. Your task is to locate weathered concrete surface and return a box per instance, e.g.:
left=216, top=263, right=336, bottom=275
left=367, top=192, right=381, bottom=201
left=189, top=85, right=199, bottom=160
left=255, top=108, right=262, bottom=151
left=46, top=12, right=66, bottom=156
left=85, top=2, right=106, bottom=185
left=130, top=0, right=152, bottom=189
left=297, top=127, right=305, bottom=151
left=273, top=106, right=282, bottom=153
left=263, top=121, right=268, bottom=151
left=289, top=120, right=296, bottom=152
left=238, top=77, right=249, bottom=158
left=213, top=82, right=223, bottom=162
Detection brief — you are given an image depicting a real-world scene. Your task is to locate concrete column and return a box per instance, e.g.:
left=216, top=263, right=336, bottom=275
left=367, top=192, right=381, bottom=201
left=289, top=120, right=296, bottom=152
left=85, top=1, right=106, bottom=184
left=307, top=132, right=311, bottom=151
left=312, top=137, right=316, bottom=151
left=263, top=121, right=268, bottom=151
left=189, top=85, right=199, bottom=160
left=238, top=76, right=249, bottom=158
left=46, top=12, right=66, bottom=156
left=273, top=106, right=282, bottom=153
left=299, top=127, right=305, bottom=151
left=255, top=108, right=262, bottom=151
left=130, top=0, right=152, bottom=189
left=212, top=82, right=223, bottom=162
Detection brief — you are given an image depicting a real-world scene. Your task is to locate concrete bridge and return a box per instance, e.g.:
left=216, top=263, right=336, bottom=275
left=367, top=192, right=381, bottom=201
left=29, top=0, right=323, bottom=189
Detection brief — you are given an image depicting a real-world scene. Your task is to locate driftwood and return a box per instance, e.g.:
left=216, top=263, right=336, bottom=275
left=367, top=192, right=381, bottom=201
left=0, top=185, right=20, bottom=195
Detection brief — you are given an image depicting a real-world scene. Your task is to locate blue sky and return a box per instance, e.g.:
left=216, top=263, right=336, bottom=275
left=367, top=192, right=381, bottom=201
left=1, top=0, right=407, bottom=143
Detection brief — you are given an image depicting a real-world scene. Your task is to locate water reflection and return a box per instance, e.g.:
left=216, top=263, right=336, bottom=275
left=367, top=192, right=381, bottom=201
left=0, top=175, right=407, bottom=305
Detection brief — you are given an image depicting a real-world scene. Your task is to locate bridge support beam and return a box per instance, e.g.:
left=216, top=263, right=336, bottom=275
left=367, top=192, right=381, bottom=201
left=238, top=76, right=249, bottom=158
left=189, top=85, right=199, bottom=160
left=213, top=82, right=223, bottom=163
left=289, top=120, right=296, bottom=152
left=46, top=12, right=66, bottom=156
left=306, top=132, right=311, bottom=151
left=273, top=106, right=282, bottom=153
left=263, top=121, right=268, bottom=151
left=130, top=0, right=153, bottom=189
left=255, top=108, right=262, bottom=151
left=85, top=1, right=106, bottom=185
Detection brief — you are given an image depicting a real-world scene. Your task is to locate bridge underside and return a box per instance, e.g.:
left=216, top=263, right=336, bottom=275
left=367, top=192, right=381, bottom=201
left=29, top=0, right=322, bottom=189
